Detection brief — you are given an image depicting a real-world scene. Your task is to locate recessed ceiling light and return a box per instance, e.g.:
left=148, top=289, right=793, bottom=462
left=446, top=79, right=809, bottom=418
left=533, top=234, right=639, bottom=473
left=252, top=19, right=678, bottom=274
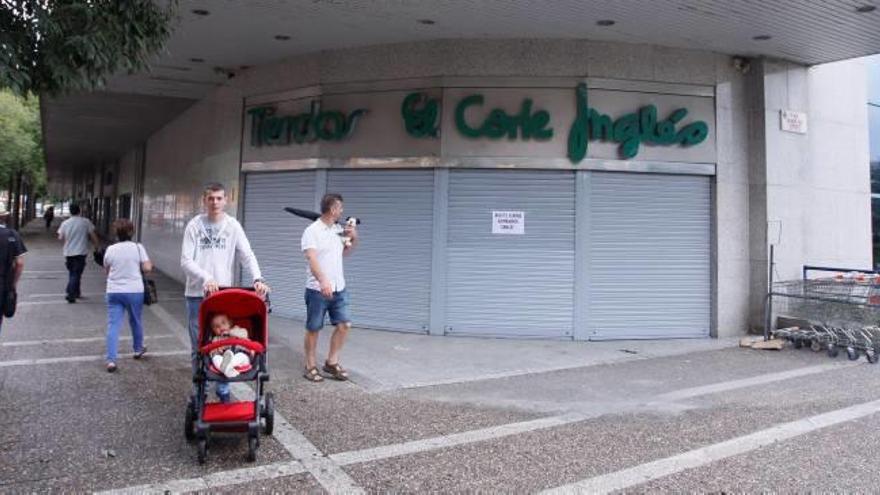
left=191, top=9, right=210, bottom=16
left=417, top=19, right=436, bottom=25
left=274, top=35, right=291, bottom=41
left=189, top=57, right=205, bottom=63
left=753, top=34, right=772, bottom=41
left=596, top=19, right=616, bottom=26
left=856, top=4, right=877, bottom=12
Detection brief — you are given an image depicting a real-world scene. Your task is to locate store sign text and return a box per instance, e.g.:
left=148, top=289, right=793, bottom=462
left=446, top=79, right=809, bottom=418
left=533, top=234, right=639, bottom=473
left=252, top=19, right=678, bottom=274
left=248, top=102, right=367, bottom=146
left=438, top=84, right=708, bottom=163
left=455, top=95, right=554, bottom=141
left=567, top=83, right=709, bottom=163
left=401, top=92, right=441, bottom=138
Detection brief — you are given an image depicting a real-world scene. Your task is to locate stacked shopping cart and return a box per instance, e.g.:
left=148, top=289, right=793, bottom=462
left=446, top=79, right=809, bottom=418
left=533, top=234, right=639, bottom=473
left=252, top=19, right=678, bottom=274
left=767, top=268, right=880, bottom=363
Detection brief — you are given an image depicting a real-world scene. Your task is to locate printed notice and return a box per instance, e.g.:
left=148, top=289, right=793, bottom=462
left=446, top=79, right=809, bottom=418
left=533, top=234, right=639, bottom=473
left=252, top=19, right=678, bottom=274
left=492, top=211, right=525, bottom=235
left=780, top=109, right=807, bottom=134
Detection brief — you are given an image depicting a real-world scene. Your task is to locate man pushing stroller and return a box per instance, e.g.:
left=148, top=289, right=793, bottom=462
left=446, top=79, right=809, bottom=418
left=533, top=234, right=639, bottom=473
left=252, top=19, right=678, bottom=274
left=180, top=182, right=270, bottom=402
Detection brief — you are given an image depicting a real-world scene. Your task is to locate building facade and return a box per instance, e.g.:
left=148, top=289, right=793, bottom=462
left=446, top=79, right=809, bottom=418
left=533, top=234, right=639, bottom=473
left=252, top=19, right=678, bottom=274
left=63, top=39, right=873, bottom=340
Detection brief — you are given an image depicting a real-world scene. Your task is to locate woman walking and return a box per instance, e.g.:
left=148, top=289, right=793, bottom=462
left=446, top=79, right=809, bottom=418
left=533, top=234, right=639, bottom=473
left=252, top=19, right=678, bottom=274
left=103, top=219, right=152, bottom=372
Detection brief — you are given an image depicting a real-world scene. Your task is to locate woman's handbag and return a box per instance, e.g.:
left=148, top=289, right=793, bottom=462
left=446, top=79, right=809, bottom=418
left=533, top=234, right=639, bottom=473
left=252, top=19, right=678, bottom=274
left=93, top=248, right=105, bottom=267
left=137, top=243, right=157, bottom=305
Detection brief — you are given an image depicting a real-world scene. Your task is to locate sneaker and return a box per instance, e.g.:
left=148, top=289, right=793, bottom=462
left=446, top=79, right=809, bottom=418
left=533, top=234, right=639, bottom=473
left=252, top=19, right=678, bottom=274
left=106, top=362, right=117, bottom=373
left=133, top=347, right=147, bottom=360
left=66, top=296, right=76, bottom=304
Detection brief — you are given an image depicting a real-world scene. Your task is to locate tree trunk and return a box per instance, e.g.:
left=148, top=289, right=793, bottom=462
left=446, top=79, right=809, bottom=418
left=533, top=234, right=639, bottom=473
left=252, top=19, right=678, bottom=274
left=10, top=172, right=21, bottom=229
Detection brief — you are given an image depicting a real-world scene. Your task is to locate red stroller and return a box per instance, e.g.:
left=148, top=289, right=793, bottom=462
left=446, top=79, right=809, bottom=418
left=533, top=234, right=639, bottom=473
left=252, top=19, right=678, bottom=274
left=184, top=288, right=275, bottom=463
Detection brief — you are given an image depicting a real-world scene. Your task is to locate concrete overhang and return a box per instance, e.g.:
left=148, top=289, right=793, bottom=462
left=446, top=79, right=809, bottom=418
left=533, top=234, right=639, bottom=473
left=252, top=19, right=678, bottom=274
left=42, top=0, right=880, bottom=192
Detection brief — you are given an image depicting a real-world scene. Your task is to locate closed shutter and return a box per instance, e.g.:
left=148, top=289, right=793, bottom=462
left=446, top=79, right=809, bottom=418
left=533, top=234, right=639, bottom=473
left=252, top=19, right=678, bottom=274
left=587, top=172, right=711, bottom=339
left=446, top=170, right=575, bottom=338
left=326, top=169, right=434, bottom=333
left=243, top=171, right=316, bottom=321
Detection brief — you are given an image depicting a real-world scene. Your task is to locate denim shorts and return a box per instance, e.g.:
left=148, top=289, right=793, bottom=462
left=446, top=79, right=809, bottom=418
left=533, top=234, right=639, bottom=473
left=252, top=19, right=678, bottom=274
left=305, top=288, right=351, bottom=331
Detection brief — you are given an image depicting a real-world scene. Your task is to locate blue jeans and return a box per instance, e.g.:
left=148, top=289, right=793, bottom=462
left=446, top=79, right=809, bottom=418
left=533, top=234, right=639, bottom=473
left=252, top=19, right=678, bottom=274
left=65, top=255, right=86, bottom=299
left=105, top=292, right=145, bottom=362
left=305, top=288, right=351, bottom=331
left=187, top=296, right=229, bottom=399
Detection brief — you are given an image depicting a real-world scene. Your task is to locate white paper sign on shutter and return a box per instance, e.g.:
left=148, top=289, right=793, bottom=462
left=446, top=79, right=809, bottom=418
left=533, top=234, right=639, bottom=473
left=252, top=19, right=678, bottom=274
left=492, top=211, right=525, bottom=234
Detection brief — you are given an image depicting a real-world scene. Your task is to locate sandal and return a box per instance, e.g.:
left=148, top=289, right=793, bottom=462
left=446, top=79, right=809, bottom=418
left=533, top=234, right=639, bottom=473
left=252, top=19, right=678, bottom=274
left=322, top=361, right=349, bottom=381
left=303, top=367, right=324, bottom=382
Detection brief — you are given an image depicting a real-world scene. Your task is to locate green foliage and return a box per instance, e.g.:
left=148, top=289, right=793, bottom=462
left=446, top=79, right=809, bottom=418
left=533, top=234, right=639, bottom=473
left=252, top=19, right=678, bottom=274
left=0, top=89, right=45, bottom=190
left=0, top=0, right=177, bottom=96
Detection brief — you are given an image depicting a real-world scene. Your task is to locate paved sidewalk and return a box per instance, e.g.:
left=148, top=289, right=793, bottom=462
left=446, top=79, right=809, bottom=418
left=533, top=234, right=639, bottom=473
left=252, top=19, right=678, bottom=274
left=5, top=218, right=880, bottom=493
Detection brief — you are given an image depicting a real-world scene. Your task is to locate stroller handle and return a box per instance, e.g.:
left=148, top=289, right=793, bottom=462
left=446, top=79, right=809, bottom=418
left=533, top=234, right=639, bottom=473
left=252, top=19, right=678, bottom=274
left=212, top=286, right=272, bottom=313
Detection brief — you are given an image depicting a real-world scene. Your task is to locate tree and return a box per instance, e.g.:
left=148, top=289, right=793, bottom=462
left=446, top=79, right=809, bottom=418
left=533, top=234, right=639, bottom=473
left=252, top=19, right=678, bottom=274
left=0, top=0, right=177, bottom=97
left=0, top=89, right=45, bottom=226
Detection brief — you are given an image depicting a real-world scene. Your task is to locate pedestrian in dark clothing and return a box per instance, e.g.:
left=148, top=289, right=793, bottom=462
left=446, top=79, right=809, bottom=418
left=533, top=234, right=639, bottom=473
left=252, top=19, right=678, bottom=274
left=43, top=206, right=54, bottom=231
left=0, top=208, right=27, bottom=335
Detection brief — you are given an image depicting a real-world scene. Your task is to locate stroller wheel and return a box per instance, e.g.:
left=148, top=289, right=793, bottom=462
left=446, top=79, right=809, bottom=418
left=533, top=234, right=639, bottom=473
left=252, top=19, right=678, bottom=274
left=847, top=347, right=859, bottom=361
left=184, top=401, right=196, bottom=442
left=810, top=340, right=822, bottom=352
left=868, top=351, right=879, bottom=364
left=246, top=436, right=258, bottom=462
left=263, top=393, right=275, bottom=436
left=827, top=344, right=839, bottom=358
left=197, top=438, right=208, bottom=464
left=793, top=338, right=803, bottom=349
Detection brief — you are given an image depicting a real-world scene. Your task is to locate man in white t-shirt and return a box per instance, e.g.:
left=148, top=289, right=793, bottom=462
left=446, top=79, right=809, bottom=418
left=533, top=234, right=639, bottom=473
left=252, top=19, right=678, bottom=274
left=180, top=182, right=270, bottom=402
left=57, top=203, right=99, bottom=303
left=300, top=193, right=358, bottom=383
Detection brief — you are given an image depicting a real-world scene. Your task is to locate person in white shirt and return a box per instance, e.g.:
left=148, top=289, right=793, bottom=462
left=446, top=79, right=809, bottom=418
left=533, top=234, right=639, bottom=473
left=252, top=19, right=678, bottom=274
left=102, top=219, right=152, bottom=373
left=180, top=182, right=270, bottom=402
left=300, top=193, right=358, bottom=383
left=57, top=203, right=99, bottom=303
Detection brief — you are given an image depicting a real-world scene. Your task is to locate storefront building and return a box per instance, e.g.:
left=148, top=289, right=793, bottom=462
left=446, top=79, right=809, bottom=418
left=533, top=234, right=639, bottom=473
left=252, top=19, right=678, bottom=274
left=43, top=34, right=874, bottom=340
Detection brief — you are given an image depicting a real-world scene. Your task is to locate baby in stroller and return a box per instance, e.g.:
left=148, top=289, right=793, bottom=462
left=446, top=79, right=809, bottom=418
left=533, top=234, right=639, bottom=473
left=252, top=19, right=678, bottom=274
left=209, top=313, right=255, bottom=378
left=185, top=288, right=274, bottom=464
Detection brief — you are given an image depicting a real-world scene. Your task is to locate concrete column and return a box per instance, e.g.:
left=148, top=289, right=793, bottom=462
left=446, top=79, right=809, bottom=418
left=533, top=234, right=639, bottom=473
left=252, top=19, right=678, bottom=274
left=748, top=58, right=871, bottom=331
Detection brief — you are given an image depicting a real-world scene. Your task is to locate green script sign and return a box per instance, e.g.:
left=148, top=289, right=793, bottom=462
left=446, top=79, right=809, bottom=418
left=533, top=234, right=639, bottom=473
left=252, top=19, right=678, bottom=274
left=248, top=102, right=367, bottom=146
left=455, top=94, right=553, bottom=140
left=429, top=84, right=708, bottom=162
left=401, top=92, right=440, bottom=138
left=567, top=83, right=709, bottom=163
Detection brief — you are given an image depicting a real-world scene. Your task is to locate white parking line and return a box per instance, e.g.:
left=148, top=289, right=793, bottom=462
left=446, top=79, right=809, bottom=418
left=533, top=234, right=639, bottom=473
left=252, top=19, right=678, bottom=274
left=655, top=362, right=860, bottom=402
left=98, top=461, right=308, bottom=495
left=0, top=350, right=189, bottom=368
left=26, top=292, right=105, bottom=298
left=540, top=398, right=880, bottom=495
left=0, top=334, right=176, bottom=347
left=330, top=413, right=584, bottom=466
left=146, top=303, right=365, bottom=495
left=95, top=358, right=863, bottom=493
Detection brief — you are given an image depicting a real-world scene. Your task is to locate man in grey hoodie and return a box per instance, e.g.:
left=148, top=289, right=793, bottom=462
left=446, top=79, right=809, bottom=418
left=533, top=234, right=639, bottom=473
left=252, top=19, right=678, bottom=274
left=181, top=182, right=270, bottom=402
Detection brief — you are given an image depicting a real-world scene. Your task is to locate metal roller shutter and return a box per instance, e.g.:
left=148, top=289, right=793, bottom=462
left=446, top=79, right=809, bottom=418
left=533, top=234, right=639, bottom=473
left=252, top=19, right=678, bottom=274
left=326, top=169, right=434, bottom=333
left=587, top=172, right=711, bottom=340
left=243, top=171, right=316, bottom=321
left=445, top=169, right=576, bottom=338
